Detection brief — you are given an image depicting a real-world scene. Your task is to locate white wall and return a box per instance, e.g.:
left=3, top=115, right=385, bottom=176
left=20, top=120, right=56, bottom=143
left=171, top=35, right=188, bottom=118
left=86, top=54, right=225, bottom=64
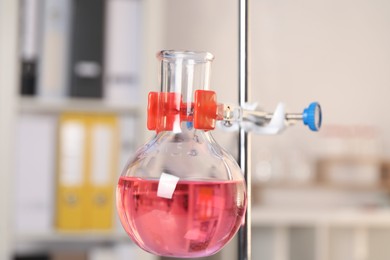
left=0, top=0, right=19, bottom=258
left=249, top=0, right=390, bottom=185
left=250, top=0, right=390, bottom=144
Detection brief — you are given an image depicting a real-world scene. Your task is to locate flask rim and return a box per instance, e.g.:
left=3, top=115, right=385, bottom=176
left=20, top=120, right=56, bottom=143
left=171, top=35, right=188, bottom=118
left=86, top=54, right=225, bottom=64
left=157, top=50, right=214, bottom=63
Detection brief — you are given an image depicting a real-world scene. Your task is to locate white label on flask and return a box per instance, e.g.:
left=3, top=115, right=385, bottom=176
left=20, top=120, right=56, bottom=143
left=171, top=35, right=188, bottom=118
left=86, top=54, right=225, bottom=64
left=91, top=124, right=113, bottom=185
left=60, top=122, right=85, bottom=186
left=157, top=173, right=180, bottom=199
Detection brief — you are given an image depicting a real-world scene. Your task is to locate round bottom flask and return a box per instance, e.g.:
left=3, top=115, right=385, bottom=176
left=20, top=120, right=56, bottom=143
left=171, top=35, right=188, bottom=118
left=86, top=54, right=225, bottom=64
left=116, top=51, right=247, bottom=258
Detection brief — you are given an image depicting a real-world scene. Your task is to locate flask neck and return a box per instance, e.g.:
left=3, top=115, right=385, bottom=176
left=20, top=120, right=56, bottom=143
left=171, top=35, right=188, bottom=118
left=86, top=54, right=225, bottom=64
left=148, top=51, right=215, bottom=133
left=158, top=50, right=214, bottom=99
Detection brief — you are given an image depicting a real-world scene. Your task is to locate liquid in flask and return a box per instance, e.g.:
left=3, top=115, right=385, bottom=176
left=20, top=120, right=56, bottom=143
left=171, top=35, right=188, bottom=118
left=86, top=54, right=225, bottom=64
left=116, top=50, right=247, bottom=258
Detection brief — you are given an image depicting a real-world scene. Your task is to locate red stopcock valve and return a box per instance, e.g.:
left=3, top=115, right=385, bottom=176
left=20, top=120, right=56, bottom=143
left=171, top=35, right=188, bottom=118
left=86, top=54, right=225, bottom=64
left=147, top=90, right=222, bottom=132
left=147, top=90, right=322, bottom=134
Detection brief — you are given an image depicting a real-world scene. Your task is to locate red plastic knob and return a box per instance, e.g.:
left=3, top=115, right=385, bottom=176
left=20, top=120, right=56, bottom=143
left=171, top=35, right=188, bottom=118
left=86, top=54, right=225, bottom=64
left=194, top=90, right=218, bottom=130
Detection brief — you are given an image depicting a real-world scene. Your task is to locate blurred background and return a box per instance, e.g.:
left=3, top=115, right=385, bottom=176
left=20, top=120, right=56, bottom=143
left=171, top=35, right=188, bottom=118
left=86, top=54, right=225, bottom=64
left=1, top=0, right=390, bottom=259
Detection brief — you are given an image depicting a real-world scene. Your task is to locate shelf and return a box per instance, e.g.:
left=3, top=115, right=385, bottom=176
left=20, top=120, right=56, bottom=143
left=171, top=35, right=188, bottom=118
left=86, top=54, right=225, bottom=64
left=18, top=96, right=142, bottom=115
left=15, top=230, right=129, bottom=244
left=254, top=182, right=390, bottom=192
left=251, top=207, right=390, bottom=227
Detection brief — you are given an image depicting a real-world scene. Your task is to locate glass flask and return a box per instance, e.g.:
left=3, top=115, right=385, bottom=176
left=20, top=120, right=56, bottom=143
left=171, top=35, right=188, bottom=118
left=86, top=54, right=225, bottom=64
left=116, top=50, right=247, bottom=258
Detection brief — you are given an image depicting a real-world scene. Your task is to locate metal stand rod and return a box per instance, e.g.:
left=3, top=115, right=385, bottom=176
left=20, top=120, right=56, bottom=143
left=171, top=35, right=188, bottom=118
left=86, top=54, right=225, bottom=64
left=238, top=0, right=251, bottom=260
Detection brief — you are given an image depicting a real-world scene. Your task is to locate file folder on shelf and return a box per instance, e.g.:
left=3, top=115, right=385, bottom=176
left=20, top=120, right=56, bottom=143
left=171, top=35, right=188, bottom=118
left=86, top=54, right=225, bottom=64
left=55, top=113, right=118, bottom=230
left=104, top=0, right=141, bottom=104
left=38, top=0, right=72, bottom=98
left=69, top=0, right=105, bottom=98
left=19, top=0, right=42, bottom=95
left=14, top=114, right=56, bottom=233
left=86, top=115, right=119, bottom=230
left=56, top=113, right=88, bottom=230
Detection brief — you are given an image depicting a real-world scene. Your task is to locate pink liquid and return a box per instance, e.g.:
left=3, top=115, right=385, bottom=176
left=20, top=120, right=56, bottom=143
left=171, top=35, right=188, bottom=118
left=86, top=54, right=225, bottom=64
left=116, top=176, right=247, bottom=258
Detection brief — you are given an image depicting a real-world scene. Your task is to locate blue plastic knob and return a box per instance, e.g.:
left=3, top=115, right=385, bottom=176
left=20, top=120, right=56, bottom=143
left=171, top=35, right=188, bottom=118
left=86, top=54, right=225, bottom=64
left=302, top=102, right=322, bottom=131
